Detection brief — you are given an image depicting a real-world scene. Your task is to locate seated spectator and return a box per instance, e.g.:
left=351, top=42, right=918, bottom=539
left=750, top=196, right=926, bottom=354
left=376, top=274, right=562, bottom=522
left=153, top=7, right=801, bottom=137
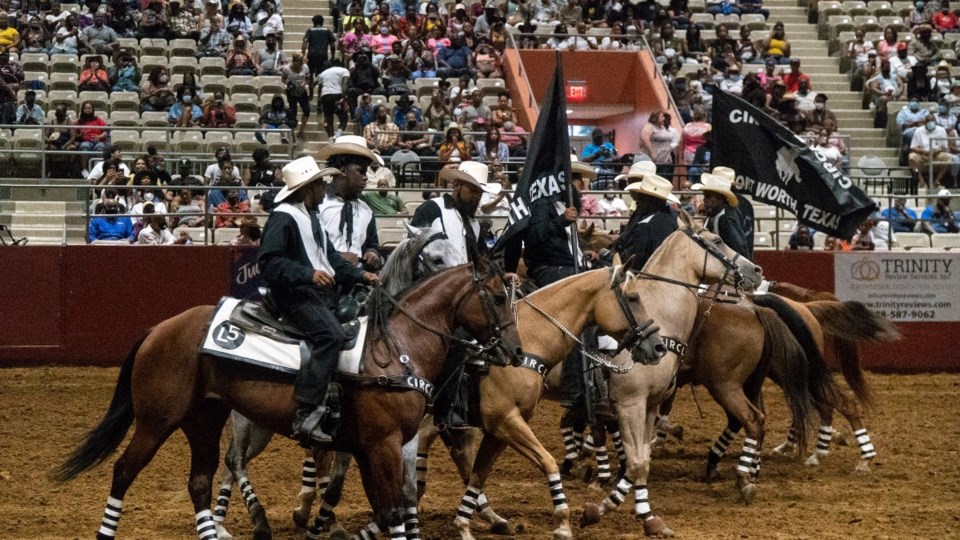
left=499, top=120, right=528, bottom=157
left=909, top=1, right=932, bottom=26
left=812, top=127, right=845, bottom=168
left=225, top=1, right=253, bottom=39
left=88, top=145, right=130, bottom=183
left=908, top=114, right=958, bottom=188
left=110, top=52, right=141, bottom=93
left=706, top=0, right=739, bottom=15
left=381, top=54, right=412, bottom=96
left=200, top=91, right=236, bottom=129
left=46, top=104, right=77, bottom=150
left=474, top=42, right=504, bottom=77
left=930, top=60, right=953, bottom=101
left=933, top=3, right=958, bottom=32
left=226, top=36, right=258, bottom=75
left=899, top=99, right=932, bottom=146
left=229, top=216, right=262, bottom=246
left=761, top=21, right=791, bottom=64
left=78, top=55, right=111, bottom=92
left=684, top=25, right=708, bottom=63
left=370, top=24, right=399, bottom=66
left=909, top=25, right=939, bottom=63
left=411, top=47, right=438, bottom=80
left=81, top=13, right=118, bottom=54
left=195, top=18, right=231, bottom=58
left=788, top=224, right=816, bottom=250
left=475, top=127, right=509, bottom=162
left=739, top=0, right=769, bottom=19
left=258, top=95, right=295, bottom=143
left=598, top=186, right=628, bottom=216
left=138, top=0, right=168, bottom=39
left=49, top=15, right=80, bottom=55
left=907, top=61, right=935, bottom=101
left=204, top=148, right=241, bottom=184
left=398, top=110, right=433, bottom=155
left=868, top=59, right=905, bottom=128
left=0, top=12, right=19, bottom=54
left=89, top=191, right=134, bottom=242
left=15, top=90, right=43, bottom=125
left=169, top=86, right=203, bottom=127
left=478, top=169, right=512, bottom=217
left=108, top=0, right=139, bottom=38
left=363, top=178, right=404, bottom=214
left=346, top=51, right=384, bottom=112
left=141, top=66, right=175, bottom=112
left=168, top=0, right=199, bottom=40
left=45, top=1, right=72, bottom=32
left=459, top=90, right=492, bottom=126
left=130, top=169, right=168, bottom=220
left=257, top=32, right=286, bottom=75
left=490, top=92, right=515, bottom=129
left=808, top=93, right=837, bottom=129
left=170, top=184, right=205, bottom=228
left=364, top=104, right=401, bottom=154
left=354, top=92, right=377, bottom=131
left=253, top=1, right=283, bottom=42
left=782, top=58, right=810, bottom=93
left=76, top=101, right=109, bottom=169
left=719, top=64, right=744, bottom=95
left=882, top=197, right=921, bottom=232
left=922, top=189, right=960, bottom=232
left=341, top=20, right=373, bottom=61
left=278, top=53, right=309, bottom=138
left=20, top=16, right=47, bottom=54
left=137, top=204, right=183, bottom=245
left=244, top=147, right=281, bottom=191
left=652, top=24, right=682, bottom=63
left=366, top=152, right=396, bottom=187
left=849, top=27, right=875, bottom=69
left=438, top=121, right=471, bottom=167
left=371, top=2, right=399, bottom=35
left=891, top=41, right=916, bottom=79
left=215, top=189, right=251, bottom=228
left=0, top=52, right=23, bottom=92
left=437, top=35, right=475, bottom=79
left=208, top=167, right=247, bottom=209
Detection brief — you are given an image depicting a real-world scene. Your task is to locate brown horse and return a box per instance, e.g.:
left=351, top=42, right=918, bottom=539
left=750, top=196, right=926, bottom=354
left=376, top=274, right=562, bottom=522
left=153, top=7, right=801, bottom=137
left=53, top=262, right=523, bottom=540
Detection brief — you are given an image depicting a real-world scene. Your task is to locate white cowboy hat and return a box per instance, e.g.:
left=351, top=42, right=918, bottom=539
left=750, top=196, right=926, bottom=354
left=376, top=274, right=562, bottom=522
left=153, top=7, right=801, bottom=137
left=711, top=166, right=737, bottom=185
left=570, top=153, right=597, bottom=180
left=693, top=173, right=740, bottom=206
left=625, top=173, right=679, bottom=205
left=444, top=121, right=464, bottom=138
left=317, top=135, right=383, bottom=166
left=616, top=160, right=657, bottom=184
left=275, top=156, right=339, bottom=203
left=439, top=160, right=501, bottom=195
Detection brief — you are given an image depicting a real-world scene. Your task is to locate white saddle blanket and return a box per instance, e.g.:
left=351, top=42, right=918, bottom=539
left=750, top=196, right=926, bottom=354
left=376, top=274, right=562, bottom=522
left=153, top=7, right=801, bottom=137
left=201, top=297, right=369, bottom=375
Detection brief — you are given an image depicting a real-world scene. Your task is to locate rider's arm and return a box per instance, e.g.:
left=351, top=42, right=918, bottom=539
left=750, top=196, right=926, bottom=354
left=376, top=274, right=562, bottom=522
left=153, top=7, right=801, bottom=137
left=325, top=235, right=368, bottom=285
left=409, top=199, right=441, bottom=230
left=362, top=215, right=382, bottom=261
left=718, top=214, right=750, bottom=259
left=258, top=214, right=315, bottom=287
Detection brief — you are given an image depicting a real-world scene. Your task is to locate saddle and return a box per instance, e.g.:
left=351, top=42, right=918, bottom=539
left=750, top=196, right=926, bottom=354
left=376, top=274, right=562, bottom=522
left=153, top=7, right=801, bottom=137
left=229, top=291, right=362, bottom=351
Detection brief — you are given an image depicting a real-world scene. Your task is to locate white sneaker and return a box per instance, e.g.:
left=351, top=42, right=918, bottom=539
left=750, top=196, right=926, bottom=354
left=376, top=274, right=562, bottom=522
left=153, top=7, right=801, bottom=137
left=334, top=129, right=343, bottom=139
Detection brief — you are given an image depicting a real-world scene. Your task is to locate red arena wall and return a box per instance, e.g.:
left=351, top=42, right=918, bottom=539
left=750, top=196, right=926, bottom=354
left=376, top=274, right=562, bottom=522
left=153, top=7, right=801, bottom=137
left=0, top=248, right=955, bottom=371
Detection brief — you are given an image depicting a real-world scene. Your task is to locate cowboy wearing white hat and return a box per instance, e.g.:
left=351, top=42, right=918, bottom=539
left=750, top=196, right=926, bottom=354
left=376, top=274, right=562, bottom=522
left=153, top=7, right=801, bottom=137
left=711, top=166, right=755, bottom=257
left=318, top=135, right=384, bottom=271
left=614, top=171, right=680, bottom=271
left=570, top=154, right=602, bottom=216
left=259, top=155, right=378, bottom=446
left=693, top=171, right=751, bottom=258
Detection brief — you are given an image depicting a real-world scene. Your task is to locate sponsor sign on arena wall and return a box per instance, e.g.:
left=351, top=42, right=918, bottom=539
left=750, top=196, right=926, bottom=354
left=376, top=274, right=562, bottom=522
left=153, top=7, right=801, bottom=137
left=834, top=253, right=960, bottom=322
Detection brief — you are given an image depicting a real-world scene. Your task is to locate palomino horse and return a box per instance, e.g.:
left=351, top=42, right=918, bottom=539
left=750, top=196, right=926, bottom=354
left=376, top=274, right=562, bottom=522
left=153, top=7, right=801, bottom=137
left=54, top=259, right=523, bottom=540
left=206, top=225, right=464, bottom=540
left=575, top=216, right=764, bottom=537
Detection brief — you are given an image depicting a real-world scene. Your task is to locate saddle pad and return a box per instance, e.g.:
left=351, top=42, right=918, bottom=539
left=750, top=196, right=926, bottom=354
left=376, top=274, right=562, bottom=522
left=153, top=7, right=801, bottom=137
left=201, top=297, right=369, bottom=376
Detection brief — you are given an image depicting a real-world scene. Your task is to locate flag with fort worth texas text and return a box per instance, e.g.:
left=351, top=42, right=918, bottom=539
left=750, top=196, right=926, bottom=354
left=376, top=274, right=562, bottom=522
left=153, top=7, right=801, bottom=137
left=493, top=55, right=572, bottom=252
left=712, top=90, right=876, bottom=240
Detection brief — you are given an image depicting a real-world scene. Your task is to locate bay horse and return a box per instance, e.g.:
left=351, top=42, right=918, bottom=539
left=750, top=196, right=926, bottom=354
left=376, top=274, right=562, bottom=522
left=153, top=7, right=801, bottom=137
left=204, top=225, right=464, bottom=540
left=53, top=258, right=523, bottom=540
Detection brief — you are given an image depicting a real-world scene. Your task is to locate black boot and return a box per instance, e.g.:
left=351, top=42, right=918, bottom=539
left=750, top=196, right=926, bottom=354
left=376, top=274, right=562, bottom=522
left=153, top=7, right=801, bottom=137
left=292, top=401, right=334, bottom=447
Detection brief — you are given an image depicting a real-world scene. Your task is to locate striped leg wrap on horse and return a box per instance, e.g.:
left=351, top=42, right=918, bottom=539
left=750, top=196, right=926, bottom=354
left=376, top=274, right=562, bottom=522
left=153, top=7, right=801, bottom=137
left=596, top=448, right=611, bottom=481
left=573, top=430, right=584, bottom=453
left=613, top=430, right=626, bottom=469
left=388, top=523, right=406, bottom=539
left=711, top=428, right=736, bottom=458
left=816, top=426, right=833, bottom=453
left=195, top=510, right=217, bottom=540
left=737, top=438, right=760, bottom=476
left=404, top=506, right=420, bottom=539
left=477, top=492, right=490, bottom=513
left=317, top=475, right=329, bottom=495
left=97, top=495, right=123, bottom=538
left=301, top=458, right=317, bottom=491
left=854, top=428, right=877, bottom=459
left=633, top=485, right=652, bottom=519
left=547, top=473, right=568, bottom=511
left=583, top=433, right=596, bottom=455
left=603, top=477, right=632, bottom=509
left=561, top=427, right=578, bottom=460
left=357, top=523, right=380, bottom=540
left=786, top=426, right=798, bottom=445
left=306, top=503, right=336, bottom=540
left=212, top=485, right=231, bottom=523
left=238, top=477, right=259, bottom=510
left=416, top=452, right=429, bottom=490
left=457, top=486, right=481, bottom=520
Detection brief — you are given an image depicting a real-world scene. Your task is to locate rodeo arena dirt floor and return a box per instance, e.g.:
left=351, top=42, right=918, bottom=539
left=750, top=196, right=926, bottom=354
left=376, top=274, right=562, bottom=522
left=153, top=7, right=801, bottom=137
left=2, top=367, right=959, bottom=540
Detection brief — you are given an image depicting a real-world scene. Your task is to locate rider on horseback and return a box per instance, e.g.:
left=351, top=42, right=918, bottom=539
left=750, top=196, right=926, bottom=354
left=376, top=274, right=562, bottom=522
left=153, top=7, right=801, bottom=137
left=613, top=162, right=679, bottom=271
left=259, top=153, right=378, bottom=446
left=693, top=170, right=752, bottom=259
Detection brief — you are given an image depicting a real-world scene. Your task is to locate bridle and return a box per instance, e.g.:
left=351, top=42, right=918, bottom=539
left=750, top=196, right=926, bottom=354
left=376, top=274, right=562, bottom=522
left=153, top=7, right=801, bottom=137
left=413, top=231, right=451, bottom=281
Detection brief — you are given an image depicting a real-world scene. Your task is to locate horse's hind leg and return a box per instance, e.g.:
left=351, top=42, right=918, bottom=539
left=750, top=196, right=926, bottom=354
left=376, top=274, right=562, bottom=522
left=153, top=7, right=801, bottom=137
left=706, top=415, right=742, bottom=483
left=306, top=450, right=349, bottom=540
left=558, top=408, right=585, bottom=480
left=215, top=413, right=275, bottom=540
left=815, top=388, right=875, bottom=474
left=293, top=448, right=323, bottom=529
left=181, top=400, right=232, bottom=540
left=709, top=387, right=765, bottom=505
left=96, top=422, right=179, bottom=540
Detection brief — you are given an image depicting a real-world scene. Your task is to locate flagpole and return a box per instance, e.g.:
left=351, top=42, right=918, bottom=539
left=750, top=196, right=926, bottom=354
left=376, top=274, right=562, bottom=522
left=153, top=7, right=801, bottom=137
left=558, top=51, right=581, bottom=275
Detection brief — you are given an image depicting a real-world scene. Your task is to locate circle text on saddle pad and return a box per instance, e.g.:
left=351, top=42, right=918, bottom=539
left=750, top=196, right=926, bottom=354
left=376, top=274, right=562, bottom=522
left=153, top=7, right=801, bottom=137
left=212, top=322, right=246, bottom=350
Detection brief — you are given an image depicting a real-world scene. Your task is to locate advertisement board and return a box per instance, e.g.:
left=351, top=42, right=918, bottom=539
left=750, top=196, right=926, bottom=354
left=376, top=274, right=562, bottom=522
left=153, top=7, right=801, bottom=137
left=834, top=253, right=960, bottom=322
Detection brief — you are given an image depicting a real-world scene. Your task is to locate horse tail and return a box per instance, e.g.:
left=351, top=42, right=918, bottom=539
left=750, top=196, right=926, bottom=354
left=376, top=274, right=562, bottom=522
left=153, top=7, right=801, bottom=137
left=806, top=301, right=901, bottom=407
left=754, top=305, right=813, bottom=451
left=753, top=294, right=837, bottom=421
left=52, top=332, right=147, bottom=482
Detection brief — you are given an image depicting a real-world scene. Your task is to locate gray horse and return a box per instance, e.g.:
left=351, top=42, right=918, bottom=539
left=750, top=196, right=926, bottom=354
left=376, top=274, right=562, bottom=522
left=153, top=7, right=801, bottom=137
left=212, top=223, right=461, bottom=540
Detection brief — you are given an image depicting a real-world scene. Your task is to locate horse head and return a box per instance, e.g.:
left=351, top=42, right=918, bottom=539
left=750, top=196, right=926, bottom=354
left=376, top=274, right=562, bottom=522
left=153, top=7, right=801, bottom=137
left=598, top=262, right=666, bottom=366
left=455, top=255, right=524, bottom=366
left=380, top=222, right=459, bottom=297
left=668, top=209, right=764, bottom=291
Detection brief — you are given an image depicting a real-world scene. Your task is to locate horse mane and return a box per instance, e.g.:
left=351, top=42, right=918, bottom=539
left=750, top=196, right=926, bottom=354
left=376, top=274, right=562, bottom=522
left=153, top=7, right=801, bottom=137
left=379, top=231, right=434, bottom=298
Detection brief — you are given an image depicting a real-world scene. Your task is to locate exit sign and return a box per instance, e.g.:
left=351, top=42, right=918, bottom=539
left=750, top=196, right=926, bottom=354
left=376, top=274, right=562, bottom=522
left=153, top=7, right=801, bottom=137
left=566, top=80, right=588, bottom=103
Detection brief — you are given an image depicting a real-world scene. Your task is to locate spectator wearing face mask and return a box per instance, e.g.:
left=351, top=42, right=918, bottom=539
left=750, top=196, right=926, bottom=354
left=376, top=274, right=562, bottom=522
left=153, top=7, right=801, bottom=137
left=214, top=189, right=251, bottom=228
left=200, top=91, right=237, bottom=129
left=257, top=32, right=287, bottom=75
left=15, top=89, right=43, bottom=125
left=137, top=203, right=183, bottom=245
left=110, top=53, right=141, bottom=92
left=808, top=93, right=836, bottom=129
left=89, top=191, right=134, bottom=242
left=908, top=114, right=958, bottom=188
left=719, top=64, right=743, bottom=95
left=168, top=85, right=203, bottom=127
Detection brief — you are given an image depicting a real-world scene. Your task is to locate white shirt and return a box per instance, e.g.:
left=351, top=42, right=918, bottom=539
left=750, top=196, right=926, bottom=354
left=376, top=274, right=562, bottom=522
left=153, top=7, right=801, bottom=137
left=366, top=165, right=396, bottom=188
left=479, top=190, right=511, bottom=216
left=137, top=226, right=175, bottom=245
left=204, top=164, right=242, bottom=183
left=889, top=56, right=916, bottom=79
left=872, top=220, right=896, bottom=250
left=317, top=195, right=375, bottom=257
left=598, top=196, right=628, bottom=216
left=719, top=77, right=743, bottom=96
left=317, top=65, right=350, bottom=96
left=911, top=125, right=950, bottom=153
left=258, top=12, right=284, bottom=35
left=88, top=160, right=131, bottom=182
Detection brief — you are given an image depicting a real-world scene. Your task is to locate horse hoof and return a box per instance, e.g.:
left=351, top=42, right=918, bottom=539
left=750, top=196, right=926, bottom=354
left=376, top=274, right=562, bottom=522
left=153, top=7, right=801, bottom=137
left=552, top=526, right=573, bottom=540
left=215, top=525, right=233, bottom=540
left=641, top=515, right=674, bottom=538
left=328, top=524, right=349, bottom=540
left=705, top=466, right=719, bottom=483
left=580, top=503, right=602, bottom=528
left=490, top=520, right=516, bottom=536
left=854, top=461, right=871, bottom=475
left=772, top=443, right=796, bottom=458
left=252, top=528, right=272, bottom=540
left=805, top=453, right=823, bottom=467
left=739, top=483, right=757, bottom=505
left=291, top=508, right=310, bottom=529
left=671, top=425, right=684, bottom=442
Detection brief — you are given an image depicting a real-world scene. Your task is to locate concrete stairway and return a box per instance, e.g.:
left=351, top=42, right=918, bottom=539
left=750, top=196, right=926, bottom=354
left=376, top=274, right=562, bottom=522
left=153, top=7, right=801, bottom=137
left=3, top=200, right=87, bottom=245
left=763, top=0, right=898, bottom=166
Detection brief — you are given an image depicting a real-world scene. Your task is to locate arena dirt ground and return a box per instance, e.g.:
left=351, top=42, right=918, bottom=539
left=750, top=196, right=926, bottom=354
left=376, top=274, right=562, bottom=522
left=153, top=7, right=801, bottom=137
left=1, top=367, right=958, bottom=539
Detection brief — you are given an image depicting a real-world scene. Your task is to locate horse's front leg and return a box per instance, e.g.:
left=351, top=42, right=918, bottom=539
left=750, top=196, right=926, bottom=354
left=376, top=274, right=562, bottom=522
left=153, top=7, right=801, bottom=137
left=354, top=432, right=408, bottom=540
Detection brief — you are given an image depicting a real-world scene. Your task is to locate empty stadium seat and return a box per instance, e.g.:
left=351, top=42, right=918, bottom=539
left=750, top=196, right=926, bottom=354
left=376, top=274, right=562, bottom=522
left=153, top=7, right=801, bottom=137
left=776, top=231, right=794, bottom=249
left=715, top=13, right=740, bottom=28
left=753, top=231, right=774, bottom=250
left=141, top=111, right=170, bottom=127
left=201, top=74, right=228, bottom=96
left=140, top=38, right=168, bottom=57
left=50, top=54, right=79, bottom=73
left=841, top=0, right=868, bottom=15
left=198, top=57, right=226, bottom=77
left=214, top=227, right=237, bottom=244
left=109, top=111, right=140, bottom=127
left=930, top=233, right=960, bottom=249
left=14, top=129, right=43, bottom=162
left=234, top=131, right=261, bottom=153
left=117, top=37, right=141, bottom=56
left=204, top=131, right=233, bottom=153
left=139, top=56, right=167, bottom=75
left=871, top=1, right=894, bottom=15
left=378, top=227, right=407, bottom=246
left=476, top=78, right=506, bottom=97
left=111, top=129, right=140, bottom=152
left=48, top=72, right=78, bottom=92
left=110, top=91, right=142, bottom=112
left=414, top=77, right=441, bottom=98
left=404, top=200, right=421, bottom=215
left=231, top=93, right=259, bottom=113
left=173, top=131, right=203, bottom=153
left=169, top=57, right=198, bottom=76
left=169, top=39, right=198, bottom=58
left=48, top=90, right=78, bottom=112
left=78, top=91, right=109, bottom=112
left=228, top=76, right=256, bottom=95
left=897, top=232, right=932, bottom=249
left=140, top=130, right=171, bottom=151
left=234, top=112, right=260, bottom=129
left=20, top=52, right=47, bottom=73
left=22, top=71, right=48, bottom=86
left=256, top=76, right=284, bottom=97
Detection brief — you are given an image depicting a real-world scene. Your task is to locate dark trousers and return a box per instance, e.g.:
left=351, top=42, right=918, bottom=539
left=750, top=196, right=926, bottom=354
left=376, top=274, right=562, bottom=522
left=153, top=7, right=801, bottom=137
left=320, top=93, right=348, bottom=136
left=432, top=330, right=470, bottom=424
left=287, top=91, right=311, bottom=120
left=529, top=264, right=588, bottom=404
left=283, top=291, right=345, bottom=407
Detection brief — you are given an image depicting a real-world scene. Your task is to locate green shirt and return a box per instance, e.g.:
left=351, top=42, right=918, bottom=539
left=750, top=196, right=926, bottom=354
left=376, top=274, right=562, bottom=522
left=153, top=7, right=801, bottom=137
left=363, top=192, right=404, bottom=215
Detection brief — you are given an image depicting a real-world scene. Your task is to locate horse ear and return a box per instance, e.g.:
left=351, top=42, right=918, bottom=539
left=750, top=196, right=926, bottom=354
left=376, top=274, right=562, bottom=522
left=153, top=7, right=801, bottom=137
left=587, top=222, right=595, bottom=234
left=623, top=254, right=636, bottom=271
left=677, top=207, right=694, bottom=230
left=403, top=220, right=422, bottom=237
left=613, top=256, right=634, bottom=283
left=612, top=252, right=622, bottom=266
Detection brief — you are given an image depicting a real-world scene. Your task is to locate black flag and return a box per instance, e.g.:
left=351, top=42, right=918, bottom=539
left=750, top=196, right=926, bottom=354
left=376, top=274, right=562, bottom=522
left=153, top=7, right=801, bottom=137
left=712, top=90, right=876, bottom=240
left=493, top=54, right=572, bottom=254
